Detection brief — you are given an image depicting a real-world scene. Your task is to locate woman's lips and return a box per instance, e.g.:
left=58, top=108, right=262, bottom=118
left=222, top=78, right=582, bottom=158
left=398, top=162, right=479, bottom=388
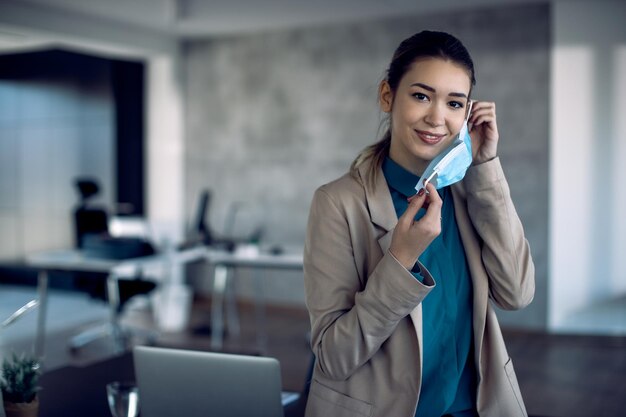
left=415, top=129, right=446, bottom=145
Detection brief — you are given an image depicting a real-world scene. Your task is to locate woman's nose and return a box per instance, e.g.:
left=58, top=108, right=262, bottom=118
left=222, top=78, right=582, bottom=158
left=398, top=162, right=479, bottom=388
left=424, top=105, right=444, bottom=127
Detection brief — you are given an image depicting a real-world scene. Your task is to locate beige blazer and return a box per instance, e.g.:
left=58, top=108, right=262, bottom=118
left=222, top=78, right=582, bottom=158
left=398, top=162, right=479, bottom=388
left=303, top=157, right=535, bottom=417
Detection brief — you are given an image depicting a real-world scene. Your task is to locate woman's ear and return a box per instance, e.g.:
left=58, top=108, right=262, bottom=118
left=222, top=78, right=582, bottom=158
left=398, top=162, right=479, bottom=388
left=379, top=80, right=393, bottom=113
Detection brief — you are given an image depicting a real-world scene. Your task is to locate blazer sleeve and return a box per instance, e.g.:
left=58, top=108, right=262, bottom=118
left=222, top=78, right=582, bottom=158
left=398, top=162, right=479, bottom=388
left=463, top=157, right=535, bottom=310
left=304, top=187, right=434, bottom=381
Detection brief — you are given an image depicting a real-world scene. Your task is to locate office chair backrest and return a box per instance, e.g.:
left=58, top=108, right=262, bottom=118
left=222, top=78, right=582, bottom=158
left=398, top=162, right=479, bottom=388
left=74, top=206, right=108, bottom=248
left=192, top=189, right=213, bottom=244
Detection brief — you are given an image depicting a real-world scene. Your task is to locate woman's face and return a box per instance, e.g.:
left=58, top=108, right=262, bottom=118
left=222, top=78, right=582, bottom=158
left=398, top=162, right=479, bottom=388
left=380, top=57, right=472, bottom=175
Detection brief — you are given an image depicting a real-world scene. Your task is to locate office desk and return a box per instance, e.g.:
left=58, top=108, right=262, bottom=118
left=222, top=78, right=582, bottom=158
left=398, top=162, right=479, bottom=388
left=203, top=249, right=304, bottom=351
left=24, top=246, right=303, bottom=358
left=25, top=247, right=207, bottom=359
left=39, top=353, right=135, bottom=417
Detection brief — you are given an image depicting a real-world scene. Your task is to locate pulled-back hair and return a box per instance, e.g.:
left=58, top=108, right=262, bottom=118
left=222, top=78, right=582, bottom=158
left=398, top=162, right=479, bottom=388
left=350, top=31, right=476, bottom=184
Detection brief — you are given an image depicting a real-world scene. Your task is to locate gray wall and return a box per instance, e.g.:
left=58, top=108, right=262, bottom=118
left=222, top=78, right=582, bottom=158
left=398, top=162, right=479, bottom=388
left=184, top=3, right=550, bottom=329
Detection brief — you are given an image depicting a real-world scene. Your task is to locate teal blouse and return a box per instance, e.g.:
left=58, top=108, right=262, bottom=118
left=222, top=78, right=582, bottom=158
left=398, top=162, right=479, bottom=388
left=382, top=157, right=477, bottom=417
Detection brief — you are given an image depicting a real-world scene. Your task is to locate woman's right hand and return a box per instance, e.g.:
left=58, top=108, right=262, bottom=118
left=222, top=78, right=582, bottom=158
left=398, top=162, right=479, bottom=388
left=389, top=182, right=443, bottom=270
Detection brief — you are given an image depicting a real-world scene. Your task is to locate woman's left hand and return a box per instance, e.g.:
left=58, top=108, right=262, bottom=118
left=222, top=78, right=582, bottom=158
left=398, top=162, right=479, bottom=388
left=468, top=100, right=499, bottom=164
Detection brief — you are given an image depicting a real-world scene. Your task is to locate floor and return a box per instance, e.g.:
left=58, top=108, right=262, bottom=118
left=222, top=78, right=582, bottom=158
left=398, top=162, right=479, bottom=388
left=4, top=293, right=626, bottom=417
left=0, top=285, right=109, bottom=337
left=504, top=329, right=626, bottom=417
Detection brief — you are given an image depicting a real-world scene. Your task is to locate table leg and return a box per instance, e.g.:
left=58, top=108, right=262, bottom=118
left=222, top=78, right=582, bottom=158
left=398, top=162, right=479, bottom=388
left=35, top=270, right=48, bottom=361
left=210, top=265, right=229, bottom=350
left=106, top=272, right=124, bottom=353
left=225, top=269, right=240, bottom=338
left=253, top=269, right=268, bottom=354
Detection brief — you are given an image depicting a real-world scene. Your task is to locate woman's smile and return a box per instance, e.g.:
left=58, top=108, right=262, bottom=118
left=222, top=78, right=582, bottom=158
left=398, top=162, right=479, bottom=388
left=414, top=129, right=446, bottom=145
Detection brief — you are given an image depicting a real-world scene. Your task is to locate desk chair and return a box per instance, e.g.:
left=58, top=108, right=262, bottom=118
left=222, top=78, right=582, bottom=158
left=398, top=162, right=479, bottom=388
left=68, top=246, right=159, bottom=352
left=68, top=275, right=158, bottom=353
left=1, top=300, right=39, bottom=331
left=70, top=179, right=159, bottom=351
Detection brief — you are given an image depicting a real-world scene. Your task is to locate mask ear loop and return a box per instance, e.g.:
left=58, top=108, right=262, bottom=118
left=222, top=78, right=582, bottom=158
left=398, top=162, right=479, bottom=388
left=466, top=100, right=474, bottom=129
left=423, top=171, right=438, bottom=190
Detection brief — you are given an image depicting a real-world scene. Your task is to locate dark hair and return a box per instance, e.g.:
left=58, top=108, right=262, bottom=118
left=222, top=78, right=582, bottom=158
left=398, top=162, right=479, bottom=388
left=351, top=31, right=476, bottom=181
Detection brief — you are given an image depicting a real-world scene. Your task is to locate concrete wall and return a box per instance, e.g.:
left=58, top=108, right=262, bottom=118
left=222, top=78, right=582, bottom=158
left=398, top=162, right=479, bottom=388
left=184, top=4, right=550, bottom=328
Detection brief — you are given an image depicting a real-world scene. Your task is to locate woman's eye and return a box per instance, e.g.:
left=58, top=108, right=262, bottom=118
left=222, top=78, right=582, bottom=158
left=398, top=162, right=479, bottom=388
left=449, top=101, right=464, bottom=109
left=413, top=92, right=429, bottom=101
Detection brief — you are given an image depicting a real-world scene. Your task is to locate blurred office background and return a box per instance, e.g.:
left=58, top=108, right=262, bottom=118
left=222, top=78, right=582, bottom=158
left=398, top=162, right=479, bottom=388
left=0, top=1, right=624, bottom=415
left=1, top=0, right=624, bottom=334
left=0, top=0, right=626, bottom=416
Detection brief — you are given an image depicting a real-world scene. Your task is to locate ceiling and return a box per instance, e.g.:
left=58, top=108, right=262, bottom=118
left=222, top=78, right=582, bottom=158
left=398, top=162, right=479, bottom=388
left=4, top=0, right=547, bottom=37
left=0, top=0, right=573, bottom=55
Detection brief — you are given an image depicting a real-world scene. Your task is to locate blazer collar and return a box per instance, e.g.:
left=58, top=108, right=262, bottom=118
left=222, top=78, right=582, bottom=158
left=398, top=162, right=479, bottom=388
left=357, top=158, right=397, bottom=233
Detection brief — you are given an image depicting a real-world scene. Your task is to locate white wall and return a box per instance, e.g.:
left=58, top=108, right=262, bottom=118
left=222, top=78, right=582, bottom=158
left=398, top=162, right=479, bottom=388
left=146, top=53, right=185, bottom=246
left=550, top=0, right=626, bottom=329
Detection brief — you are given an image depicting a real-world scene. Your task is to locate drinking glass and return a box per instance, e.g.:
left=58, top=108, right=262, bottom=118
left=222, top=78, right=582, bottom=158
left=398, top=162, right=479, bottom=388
left=106, top=381, right=140, bottom=417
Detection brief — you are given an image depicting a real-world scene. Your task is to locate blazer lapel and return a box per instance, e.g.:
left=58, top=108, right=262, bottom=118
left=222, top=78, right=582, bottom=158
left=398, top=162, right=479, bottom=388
left=358, top=160, right=397, bottom=254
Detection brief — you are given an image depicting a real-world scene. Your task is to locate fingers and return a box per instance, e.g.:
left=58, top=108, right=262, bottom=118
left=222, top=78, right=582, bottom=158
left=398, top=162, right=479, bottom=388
left=419, top=183, right=443, bottom=225
left=399, top=189, right=426, bottom=228
left=390, top=183, right=443, bottom=269
left=402, top=183, right=442, bottom=227
left=468, top=101, right=496, bottom=128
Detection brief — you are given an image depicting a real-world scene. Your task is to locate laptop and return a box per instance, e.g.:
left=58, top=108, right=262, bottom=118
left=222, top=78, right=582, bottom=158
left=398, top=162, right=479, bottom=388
left=133, top=346, right=286, bottom=417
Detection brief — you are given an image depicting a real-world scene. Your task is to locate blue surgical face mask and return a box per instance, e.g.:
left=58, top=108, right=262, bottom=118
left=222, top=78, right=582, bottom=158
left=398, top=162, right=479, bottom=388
left=415, top=101, right=473, bottom=192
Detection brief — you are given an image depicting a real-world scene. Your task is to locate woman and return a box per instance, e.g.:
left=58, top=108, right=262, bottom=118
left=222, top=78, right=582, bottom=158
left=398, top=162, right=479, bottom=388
left=303, top=31, right=535, bottom=417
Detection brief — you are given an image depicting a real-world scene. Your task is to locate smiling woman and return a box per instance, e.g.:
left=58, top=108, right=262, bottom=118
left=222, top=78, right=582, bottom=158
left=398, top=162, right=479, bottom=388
left=380, top=58, right=471, bottom=175
left=303, top=30, right=535, bottom=417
